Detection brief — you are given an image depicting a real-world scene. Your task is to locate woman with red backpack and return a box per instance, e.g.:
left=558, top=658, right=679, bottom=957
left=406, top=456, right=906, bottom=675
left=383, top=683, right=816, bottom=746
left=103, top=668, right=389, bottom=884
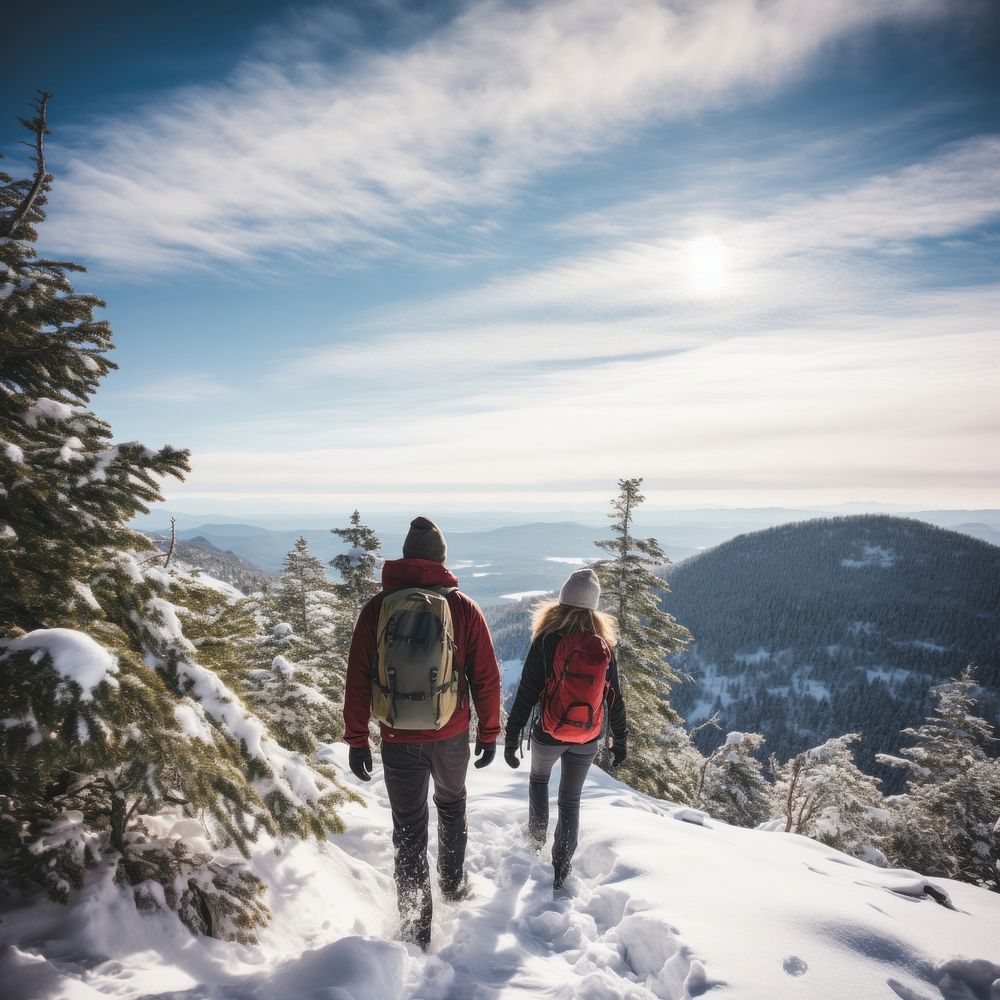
left=503, top=568, right=628, bottom=891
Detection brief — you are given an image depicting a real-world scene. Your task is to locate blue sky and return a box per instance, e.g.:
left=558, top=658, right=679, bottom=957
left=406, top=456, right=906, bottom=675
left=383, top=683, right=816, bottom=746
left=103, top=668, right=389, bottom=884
left=6, top=0, right=1000, bottom=513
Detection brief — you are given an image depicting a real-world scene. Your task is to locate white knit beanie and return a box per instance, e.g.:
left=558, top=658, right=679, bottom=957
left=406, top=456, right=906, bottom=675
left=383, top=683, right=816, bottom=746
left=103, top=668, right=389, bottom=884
left=559, top=568, right=601, bottom=610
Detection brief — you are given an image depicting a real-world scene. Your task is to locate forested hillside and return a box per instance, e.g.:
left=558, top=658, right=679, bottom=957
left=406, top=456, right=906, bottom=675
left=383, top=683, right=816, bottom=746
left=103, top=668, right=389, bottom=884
left=662, top=516, right=1000, bottom=786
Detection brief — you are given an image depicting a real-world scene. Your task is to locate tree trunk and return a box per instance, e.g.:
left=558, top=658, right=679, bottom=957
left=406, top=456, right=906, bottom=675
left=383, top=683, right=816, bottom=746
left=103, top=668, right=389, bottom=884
left=110, top=793, right=128, bottom=853
left=784, top=764, right=799, bottom=833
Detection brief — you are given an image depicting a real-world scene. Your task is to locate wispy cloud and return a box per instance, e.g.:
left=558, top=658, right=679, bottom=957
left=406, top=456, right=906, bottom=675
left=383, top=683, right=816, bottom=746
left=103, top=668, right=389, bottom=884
left=122, top=374, right=237, bottom=403
left=402, top=135, right=1000, bottom=325
left=274, top=135, right=1000, bottom=387
left=172, top=307, right=1000, bottom=503
left=46, top=0, right=949, bottom=273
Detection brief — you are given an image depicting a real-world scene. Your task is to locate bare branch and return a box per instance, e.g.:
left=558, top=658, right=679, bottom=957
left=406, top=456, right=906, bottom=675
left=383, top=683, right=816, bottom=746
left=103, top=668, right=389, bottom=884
left=1, top=92, right=53, bottom=238
left=140, top=517, right=179, bottom=566
left=164, top=516, right=177, bottom=567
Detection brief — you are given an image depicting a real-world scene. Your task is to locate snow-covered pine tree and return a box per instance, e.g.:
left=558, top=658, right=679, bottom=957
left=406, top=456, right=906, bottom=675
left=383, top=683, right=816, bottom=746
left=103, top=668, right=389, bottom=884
left=0, top=94, right=187, bottom=630
left=330, top=509, right=382, bottom=657
left=257, top=536, right=346, bottom=733
left=592, top=477, right=693, bottom=799
left=769, top=733, right=888, bottom=863
left=241, top=620, right=345, bottom=753
left=266, top=536, right=339, bottom=646
left=163, top=574, right=351, bottom=816
left=698, top=731, right=771, bottom=828
left=877, top=668, right=1000, bottom=891
left=653, top=724, right=704, bottom=805
left=0, top=98, right=356, bottom=939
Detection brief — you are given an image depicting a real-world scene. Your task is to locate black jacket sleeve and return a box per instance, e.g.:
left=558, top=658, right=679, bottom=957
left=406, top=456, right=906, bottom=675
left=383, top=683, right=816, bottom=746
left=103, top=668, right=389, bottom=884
left=504, top=635, right=547, bottom=745
left=606, top=650, right=628, bottom=741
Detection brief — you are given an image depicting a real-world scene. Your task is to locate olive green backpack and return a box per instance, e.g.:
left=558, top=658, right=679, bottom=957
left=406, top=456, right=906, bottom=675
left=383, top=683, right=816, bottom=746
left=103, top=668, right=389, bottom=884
left=371, top=586, right=459, bottom=730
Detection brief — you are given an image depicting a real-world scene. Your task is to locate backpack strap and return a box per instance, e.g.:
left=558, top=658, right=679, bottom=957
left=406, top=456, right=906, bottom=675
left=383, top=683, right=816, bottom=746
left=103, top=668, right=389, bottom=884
left=555, top=702, right=597, bottom=729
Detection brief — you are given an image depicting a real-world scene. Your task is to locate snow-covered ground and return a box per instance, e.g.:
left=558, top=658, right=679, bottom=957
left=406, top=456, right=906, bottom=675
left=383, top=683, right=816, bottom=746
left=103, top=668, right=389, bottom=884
left=841, top=545, right=896, bottom=569
left=2, top=744, right=998, bottom=999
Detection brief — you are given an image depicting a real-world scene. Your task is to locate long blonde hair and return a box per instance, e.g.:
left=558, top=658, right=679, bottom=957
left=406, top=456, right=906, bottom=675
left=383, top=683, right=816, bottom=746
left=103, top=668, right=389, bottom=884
left=531, top=600, right=618, bottom=646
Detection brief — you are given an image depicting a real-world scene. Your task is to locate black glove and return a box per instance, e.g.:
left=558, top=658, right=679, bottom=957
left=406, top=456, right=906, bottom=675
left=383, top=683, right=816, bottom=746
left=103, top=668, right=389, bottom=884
left=504, top=745, right=520, bottom=769
left=473, top=740, right=496, bottom=769
left=611, top=737, right=627, bottom=768
left=349, top=744, right=373, bottom=781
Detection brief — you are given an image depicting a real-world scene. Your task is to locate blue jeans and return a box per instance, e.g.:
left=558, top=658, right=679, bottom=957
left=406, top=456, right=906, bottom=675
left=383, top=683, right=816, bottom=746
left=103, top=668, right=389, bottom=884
left=528, top=739, right=599, bottom=880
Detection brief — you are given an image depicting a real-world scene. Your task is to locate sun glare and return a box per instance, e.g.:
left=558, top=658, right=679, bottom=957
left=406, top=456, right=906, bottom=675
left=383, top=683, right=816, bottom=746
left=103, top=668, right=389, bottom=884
left=688, top=235, right=729, bottom=296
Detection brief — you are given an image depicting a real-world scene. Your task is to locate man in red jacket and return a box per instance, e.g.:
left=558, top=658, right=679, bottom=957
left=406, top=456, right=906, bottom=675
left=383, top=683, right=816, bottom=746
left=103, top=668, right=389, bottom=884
left=342, top=516, right=501, bottom=950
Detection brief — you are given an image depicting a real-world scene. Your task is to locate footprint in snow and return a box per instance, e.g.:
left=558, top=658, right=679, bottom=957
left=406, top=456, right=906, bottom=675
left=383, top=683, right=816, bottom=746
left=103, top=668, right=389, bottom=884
left=783, top=955, right=808, bottom=976
left=804, top=863, right=833, bottom=877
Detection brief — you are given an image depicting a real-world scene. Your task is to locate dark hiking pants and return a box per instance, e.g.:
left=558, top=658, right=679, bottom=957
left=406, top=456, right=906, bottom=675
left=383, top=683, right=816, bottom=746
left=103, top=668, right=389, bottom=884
left=528, top=739, right=599, bottom=882
left=381, top=731, right=470, bottom=945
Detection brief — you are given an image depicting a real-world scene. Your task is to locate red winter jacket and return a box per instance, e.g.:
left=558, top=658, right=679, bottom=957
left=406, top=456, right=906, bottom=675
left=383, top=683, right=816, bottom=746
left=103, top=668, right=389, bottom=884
left=343, top=557, right=502, bottom=747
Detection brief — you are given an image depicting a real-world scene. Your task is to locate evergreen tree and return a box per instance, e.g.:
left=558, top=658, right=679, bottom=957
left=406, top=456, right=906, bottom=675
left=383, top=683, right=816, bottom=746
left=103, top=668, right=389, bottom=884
left=258, top=537, right=346, bottom=733
left=698, top=731, right=771, bottom=828
left=0, top=94, right=187, bottom=630
left=592, top=477, right=692, bottom=799
left=877, top=669, right=1000, bottom=890
left=330, top=510, right=381, bottom=656
left=242, top=621, right=344, bottom=753
left=267, top=537, right=339, bottom=645
left=0, top=98, right=356, bottom=939
left=770, top=733, right=888, bottom=863
left=654, top=725, right=704, bottom=805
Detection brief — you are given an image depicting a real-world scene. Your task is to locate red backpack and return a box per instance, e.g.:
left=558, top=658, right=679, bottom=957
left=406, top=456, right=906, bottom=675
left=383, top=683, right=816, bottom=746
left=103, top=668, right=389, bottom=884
left=540, top=633, right=612, bottom=743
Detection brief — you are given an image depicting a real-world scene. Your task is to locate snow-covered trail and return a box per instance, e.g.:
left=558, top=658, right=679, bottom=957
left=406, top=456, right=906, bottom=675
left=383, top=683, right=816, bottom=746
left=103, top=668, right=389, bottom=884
left=2, top=744, right=999, bottom=999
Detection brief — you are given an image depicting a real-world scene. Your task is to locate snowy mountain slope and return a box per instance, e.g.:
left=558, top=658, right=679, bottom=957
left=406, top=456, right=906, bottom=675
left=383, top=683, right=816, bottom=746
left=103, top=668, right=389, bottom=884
left=143, top=533, right=273, bottom=594
left=1, top=744, right=998, bottom=1000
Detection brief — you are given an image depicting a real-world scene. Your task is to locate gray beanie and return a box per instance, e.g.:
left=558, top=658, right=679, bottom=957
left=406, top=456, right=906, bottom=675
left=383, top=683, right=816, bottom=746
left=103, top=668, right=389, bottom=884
left=402, top=516, right=447, bottom=562
left=559, top=568, right=601, bottom=610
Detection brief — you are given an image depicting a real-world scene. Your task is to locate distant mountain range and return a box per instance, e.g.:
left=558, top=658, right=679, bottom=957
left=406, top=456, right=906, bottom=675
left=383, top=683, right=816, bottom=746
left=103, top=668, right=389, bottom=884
left=145, top=511, right=1000, bottom=790
left=135, top=506, right=1000, bottom=606
left=661, top=515, right=1000, bottom=789
left=141, top=520, right=619, bottom=603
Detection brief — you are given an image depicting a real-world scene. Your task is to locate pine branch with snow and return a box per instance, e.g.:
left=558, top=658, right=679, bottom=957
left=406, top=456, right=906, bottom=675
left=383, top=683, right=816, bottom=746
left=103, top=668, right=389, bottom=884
left=114, top=834, right=269, bottom=943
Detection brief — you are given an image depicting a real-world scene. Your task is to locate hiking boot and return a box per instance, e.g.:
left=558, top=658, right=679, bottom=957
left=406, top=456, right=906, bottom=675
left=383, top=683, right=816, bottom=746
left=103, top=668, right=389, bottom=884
left=400, top=905, right=432, bottom=951
left=440, top=873, right=474, bottom=903
left=523, top=822, right=546, bottom=853
left=552, top=862, right=573, bottom=893
left=398, top=883, right=433, bottom=951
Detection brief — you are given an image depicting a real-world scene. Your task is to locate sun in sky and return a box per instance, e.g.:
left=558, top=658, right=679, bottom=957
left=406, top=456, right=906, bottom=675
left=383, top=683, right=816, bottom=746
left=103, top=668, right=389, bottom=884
left=687, top=236, right=731, bottom=298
